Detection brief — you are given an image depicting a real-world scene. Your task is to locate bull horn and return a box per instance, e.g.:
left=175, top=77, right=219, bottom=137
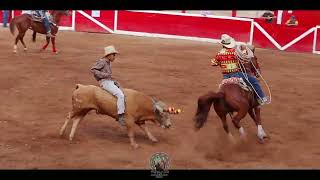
left=173, top=109, right=182, bottom=114
left=164, top=107, right=173, bottom=113
left=155, top=104, right=163, bottom=112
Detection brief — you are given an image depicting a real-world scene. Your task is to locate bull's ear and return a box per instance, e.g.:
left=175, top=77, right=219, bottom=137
left=155, top=104, right=163, bottom=113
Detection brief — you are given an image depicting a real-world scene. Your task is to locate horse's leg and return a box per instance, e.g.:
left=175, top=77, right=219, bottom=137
left=254, top=107, right=268, bottom=142
left=231, top=109, right=248, bottom=139
left=59, top=111, right=74, bottom=137
left=138, top=123, right=158, bottom=143
left=51, top=37, right=58, bottom=54
left=218, top=112, right=235, bottom=144
left=40, top=36, right=50, bottom=52
left=248, top=107, right=256, bottom=120
left=13, top=34, right=20, bottom=53
left=19, top=32, right=28, bottom=51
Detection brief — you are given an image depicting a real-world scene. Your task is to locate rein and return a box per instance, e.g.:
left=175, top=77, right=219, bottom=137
left=235, top=45, right=272, bottom=104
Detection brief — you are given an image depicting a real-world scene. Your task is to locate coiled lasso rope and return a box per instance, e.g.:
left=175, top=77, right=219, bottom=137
left=235, top=44, right=272, bottom=104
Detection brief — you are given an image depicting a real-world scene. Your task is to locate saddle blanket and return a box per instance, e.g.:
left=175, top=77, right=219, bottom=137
left=28, top=11, right=54, bottom=24
left=218, top=77, right=251, bottom=91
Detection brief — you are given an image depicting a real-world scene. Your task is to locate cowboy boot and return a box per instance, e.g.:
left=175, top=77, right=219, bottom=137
left=117, top=113, right=126, bottom=126
left=257, top=96, right=270, bottom=106
left=262, top=96, right=271, bottom=104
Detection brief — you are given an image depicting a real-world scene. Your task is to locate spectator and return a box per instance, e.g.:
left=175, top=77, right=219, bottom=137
left=2, top=10, right=9, bottom=27
left=261, top=11, right=275, bottom=23
left=285, top=15, right=298, bottom=26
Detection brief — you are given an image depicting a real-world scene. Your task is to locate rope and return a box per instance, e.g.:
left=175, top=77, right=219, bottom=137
left=235, top=45, right=272, bottom=104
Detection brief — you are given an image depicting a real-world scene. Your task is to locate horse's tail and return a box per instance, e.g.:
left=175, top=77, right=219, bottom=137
left=32, top=31, right=37, bottom=42
left=194, top=91, right=224, bottom=130
left=9, top=18, right=16, bottom=35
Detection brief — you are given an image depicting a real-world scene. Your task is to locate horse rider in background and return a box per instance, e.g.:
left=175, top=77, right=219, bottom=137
left=35, top=10, right=54, bottom=38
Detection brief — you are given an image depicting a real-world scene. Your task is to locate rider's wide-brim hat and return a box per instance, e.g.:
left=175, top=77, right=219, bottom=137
left=219, top=34, right=236, bottom=48
left=104, top=45, right=119, bottom=57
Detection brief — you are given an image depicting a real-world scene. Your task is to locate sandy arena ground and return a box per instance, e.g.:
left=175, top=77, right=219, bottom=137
left=0, top=27, right=320, bottom=169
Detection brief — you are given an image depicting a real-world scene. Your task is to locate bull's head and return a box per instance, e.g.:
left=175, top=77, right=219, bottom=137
left=152, top=99, right=172, bottom=129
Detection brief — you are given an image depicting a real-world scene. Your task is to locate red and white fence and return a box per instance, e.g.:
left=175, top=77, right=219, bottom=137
left=2, top=10, right=320, bottom=54
left=115, top=10, right=254, bottom=44
left=314, top=26, right=320, bottom=54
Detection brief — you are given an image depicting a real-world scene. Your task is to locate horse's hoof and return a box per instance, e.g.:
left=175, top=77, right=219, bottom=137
left=228, top=134, right=236, bottom=145
left=258, top=138, right=265, bottom=144
left=258, top=132, right=268, bottom=140
left=262, top=133, right=269, bottom=139
left=59, top=132, right=64, bottom=138
left=240, top=134, right=248, bottom=142
left=194, top=126, right=201, bottom=132
left=24, top=48, right=28, bottom=51
left=13, top=50, right=17, bottom=53
left=53, top=51, right=58, bottom=54
left=131, top=143, right=139, bottom=149
left=150, top=138, right=158, bottom=143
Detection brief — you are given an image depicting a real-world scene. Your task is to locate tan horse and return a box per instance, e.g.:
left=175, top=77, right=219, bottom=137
left=59, top=84, right=179, bottom=148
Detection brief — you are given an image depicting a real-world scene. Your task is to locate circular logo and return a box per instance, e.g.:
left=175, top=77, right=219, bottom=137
left=150, top=152, right=170, bottom=173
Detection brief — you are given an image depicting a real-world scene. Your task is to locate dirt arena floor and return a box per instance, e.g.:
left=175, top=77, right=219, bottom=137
left=1, top=27, right=320, bottom=169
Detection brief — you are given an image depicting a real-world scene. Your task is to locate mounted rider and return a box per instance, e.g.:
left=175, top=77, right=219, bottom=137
left=90, top=45, right=126, bottom=126
left=34, top=10, right=54, bottom=38
left=211, top=34, right=270, bottom=105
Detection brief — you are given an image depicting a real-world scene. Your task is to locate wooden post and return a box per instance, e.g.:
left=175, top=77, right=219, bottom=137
left=232, top=10, right=237, bottom=17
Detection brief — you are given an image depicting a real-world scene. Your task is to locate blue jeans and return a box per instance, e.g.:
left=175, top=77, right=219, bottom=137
left=3, top=10, right=9, bottom=27
left=100, top=80, right=125, bottom=115
left=35, top=10, right=50, bottom=33
left=223, top=72, right=265, bottom=98
left=246, top=75, right=265, bottom=99
left=223, top=72, right=245, bottom=79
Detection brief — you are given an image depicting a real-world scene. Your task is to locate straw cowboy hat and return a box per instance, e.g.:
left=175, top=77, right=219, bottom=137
left=104, top=45, right=119, bottom=57
left=219, top=34, right=236, bottom=48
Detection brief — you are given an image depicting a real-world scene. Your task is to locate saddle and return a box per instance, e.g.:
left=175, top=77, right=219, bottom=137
left=30, top=11, right=56, bottom=26
left=218, top=77, right=251, bottom=92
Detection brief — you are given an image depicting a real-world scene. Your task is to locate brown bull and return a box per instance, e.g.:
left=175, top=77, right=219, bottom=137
left=59, top=84, right=175, bottom=148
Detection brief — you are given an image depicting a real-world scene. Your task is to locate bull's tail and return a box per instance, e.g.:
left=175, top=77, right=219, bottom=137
left=9, top=18, right=16, bottom=35
left=71, top=84, right=86, bottom=115
left=194, top=91, right=224, bottom=130
left=72, top=84, right=82, bottom=103
left=72, top=84, right=94, bottom=117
